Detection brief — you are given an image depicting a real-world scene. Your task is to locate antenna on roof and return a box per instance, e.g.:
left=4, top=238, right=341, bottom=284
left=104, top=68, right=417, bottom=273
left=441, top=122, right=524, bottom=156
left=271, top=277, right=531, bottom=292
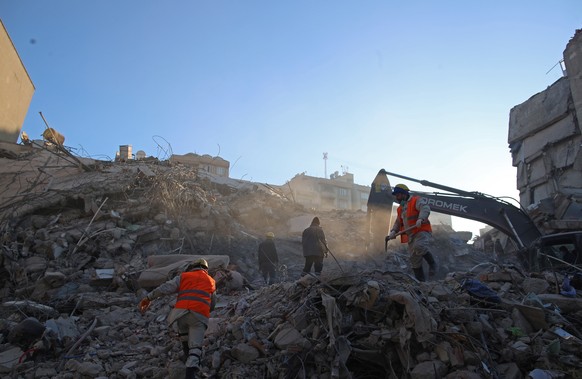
left=323, top=152, right=328, bottom=178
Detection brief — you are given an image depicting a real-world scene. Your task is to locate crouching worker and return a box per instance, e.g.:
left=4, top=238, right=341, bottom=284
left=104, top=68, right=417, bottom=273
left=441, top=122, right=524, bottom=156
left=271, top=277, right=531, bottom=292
left=139, top=259, right=216, bottom=378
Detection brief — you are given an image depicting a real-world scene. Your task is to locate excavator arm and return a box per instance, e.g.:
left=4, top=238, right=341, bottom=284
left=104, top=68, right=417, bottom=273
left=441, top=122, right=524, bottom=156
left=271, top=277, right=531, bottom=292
left=374, top=170, right=543, bottom=248
left=412, top=191, right=541, bottom=248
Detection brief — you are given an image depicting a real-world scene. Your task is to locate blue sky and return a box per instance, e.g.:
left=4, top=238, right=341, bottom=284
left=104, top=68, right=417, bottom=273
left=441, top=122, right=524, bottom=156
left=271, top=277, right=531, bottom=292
left=1, top=1, right=580, bottom=236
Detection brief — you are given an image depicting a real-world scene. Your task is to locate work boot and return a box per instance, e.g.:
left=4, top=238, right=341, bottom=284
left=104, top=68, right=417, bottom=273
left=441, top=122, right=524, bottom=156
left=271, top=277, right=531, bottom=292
left=182, top=342, right=189, bottom=363
left=413, top=268, right=425, bottom=282
left=185, top=366, right=199, bottom=379
left=424, top=252, right=437, bottom=278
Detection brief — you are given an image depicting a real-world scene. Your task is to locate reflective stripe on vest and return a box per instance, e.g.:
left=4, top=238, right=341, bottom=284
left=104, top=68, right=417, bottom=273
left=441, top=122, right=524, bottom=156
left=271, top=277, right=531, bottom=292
left=178, top=289, right=212, bottom=307
left=174, top=270, right=216, bottom=318
left=397, top=196, right=432, bottom=243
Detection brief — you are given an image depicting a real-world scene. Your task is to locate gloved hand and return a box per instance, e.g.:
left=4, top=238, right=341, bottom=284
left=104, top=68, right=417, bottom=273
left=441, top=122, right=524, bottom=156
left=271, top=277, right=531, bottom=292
left=386, top=231, right=397, bottom=241
left=415, top=219, right=424, bottom=228
left=139, top=297, right=151, bottom=314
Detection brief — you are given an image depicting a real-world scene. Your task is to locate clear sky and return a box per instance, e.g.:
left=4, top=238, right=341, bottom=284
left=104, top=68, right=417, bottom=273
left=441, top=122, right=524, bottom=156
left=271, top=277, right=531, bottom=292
left=2, top=1, right=581, bottom=237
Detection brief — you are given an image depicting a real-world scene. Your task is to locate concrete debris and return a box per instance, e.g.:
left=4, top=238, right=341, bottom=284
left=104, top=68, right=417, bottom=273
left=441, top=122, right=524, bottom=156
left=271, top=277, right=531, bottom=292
left=0, top=144, right=582, bottom=378
left=508, top=28, right=582, bottom=236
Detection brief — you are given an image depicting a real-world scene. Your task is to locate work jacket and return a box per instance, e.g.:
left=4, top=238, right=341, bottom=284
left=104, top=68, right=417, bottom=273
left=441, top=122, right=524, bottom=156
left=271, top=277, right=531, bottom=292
left=302, top=224, right=327, bottom=257
left=174, top=270, right=216, bottom=318
left=258, top=238, right=279, bottom=269
left=396, top=195, right=432, bottom=243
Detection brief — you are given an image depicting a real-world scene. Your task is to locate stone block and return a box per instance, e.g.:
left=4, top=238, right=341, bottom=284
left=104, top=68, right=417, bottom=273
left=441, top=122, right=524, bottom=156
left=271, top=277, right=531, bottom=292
left=496, top=362, right=523, bottom=379
left=511, top=114, right=578, bottom=165
left=274, top=326, right=308, bottom=350
left=537, top=294, right=582, bottom=314
left=508, top=77, right=571, bottom=144
left=521, top=278, right=550, bottom=294
left=483, top=271, right=513, bottom=282
left=231, top=343, right=259, bottom=363
left=410, top=360, right=447, bottom=379
left=0, top=347, right=24, bottom=372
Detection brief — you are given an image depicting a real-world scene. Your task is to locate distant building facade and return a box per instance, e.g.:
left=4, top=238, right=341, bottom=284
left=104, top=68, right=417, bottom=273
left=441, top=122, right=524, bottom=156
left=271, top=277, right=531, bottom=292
left=285, top=171, right=370, bottom=211
left=171, top=153, right=230, bottom=178
left=0, top=20, right=35, bottom=143
left=116, top=145, right=133, bottom=161
left=284, top=170, right=454, bottom=230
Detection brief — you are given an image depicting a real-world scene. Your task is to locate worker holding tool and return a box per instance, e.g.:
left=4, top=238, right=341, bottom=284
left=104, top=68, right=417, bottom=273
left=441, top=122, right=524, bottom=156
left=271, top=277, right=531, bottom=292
left=386, top=184, right=437, bottom=281
left=139, top=258, right=216, bottom=379
left=301, top=217, right=329, bottom=277
left=257, top=232, right=279, bottom=284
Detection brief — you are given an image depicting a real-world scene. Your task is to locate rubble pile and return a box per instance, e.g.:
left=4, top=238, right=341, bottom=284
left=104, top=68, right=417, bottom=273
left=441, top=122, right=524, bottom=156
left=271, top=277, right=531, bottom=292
left=201, top=266, right=582, bottom=379
left=1, top=144, right=582, bottom=378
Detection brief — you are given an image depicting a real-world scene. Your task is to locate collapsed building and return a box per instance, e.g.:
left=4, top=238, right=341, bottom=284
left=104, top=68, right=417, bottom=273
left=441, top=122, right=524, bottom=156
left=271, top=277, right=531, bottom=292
left=1, top=138, right=582, bottom=379
left=508, top=30, right=582, bottom=237
left=471, top=29, right=582, bottom=259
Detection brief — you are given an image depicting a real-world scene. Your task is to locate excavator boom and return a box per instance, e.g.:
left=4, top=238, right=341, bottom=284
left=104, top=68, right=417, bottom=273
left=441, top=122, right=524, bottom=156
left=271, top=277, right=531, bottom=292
left=412, top=191, right=541, bottom=248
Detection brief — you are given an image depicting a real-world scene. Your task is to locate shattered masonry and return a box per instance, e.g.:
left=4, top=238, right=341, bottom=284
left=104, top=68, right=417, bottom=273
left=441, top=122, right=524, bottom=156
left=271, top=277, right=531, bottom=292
left=1, top=142, right=582, bottom=379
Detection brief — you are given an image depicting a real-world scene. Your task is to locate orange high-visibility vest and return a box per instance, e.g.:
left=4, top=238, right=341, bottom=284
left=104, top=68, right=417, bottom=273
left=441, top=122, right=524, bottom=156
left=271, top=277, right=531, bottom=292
left=174, top=270, right=216, bottom=318
left=396, top=195, right=432, bottom=243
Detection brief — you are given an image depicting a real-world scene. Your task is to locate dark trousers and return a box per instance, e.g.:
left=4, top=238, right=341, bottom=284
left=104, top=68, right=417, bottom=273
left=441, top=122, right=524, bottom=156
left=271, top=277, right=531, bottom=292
left=302, top=256, right=323, bottom=275
left=260, top=264, right=277, bottom=284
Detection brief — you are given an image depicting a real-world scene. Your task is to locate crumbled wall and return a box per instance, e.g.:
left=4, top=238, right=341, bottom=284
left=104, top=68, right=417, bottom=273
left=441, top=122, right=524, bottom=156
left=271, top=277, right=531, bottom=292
left=565, top=29, right=582, bottom=130
left=508, top=29, right=582, bottom=233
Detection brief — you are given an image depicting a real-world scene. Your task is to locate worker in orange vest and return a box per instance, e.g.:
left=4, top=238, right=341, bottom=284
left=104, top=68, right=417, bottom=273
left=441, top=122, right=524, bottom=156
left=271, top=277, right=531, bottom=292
left=139, top=258, right=216, bottom=378
left=387, top=184, right=437, bottom=281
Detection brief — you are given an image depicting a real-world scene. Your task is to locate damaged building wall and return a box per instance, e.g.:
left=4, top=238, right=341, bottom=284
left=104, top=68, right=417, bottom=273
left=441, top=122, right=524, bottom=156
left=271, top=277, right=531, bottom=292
left=285, top=172, right=370, bottom=212
left=508, top=29, right=582, bottom=233
left=0, top=20, right=35, bottom=144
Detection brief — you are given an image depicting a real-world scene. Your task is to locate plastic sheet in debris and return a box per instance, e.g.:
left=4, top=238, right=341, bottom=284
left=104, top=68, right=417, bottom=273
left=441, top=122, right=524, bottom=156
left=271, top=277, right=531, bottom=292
left=551, top=326, right=582, bottom=344
left=527, top=368, right=564, bottom=378
left=95, top=268, right=114, bottom=280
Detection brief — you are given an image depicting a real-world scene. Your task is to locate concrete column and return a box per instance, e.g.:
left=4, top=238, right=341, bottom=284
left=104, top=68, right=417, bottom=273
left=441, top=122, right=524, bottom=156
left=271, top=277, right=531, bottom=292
left=564, top=29, right=582, bottom=134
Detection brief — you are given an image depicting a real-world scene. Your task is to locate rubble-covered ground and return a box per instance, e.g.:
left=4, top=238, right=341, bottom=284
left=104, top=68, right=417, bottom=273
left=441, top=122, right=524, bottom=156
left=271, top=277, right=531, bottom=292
left=1, top=143, right=582, bottom=379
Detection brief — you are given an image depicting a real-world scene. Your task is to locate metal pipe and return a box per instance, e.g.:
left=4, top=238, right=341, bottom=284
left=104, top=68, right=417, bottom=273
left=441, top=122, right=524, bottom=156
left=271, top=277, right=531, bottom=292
left=501, top=209, right=525, bottom=248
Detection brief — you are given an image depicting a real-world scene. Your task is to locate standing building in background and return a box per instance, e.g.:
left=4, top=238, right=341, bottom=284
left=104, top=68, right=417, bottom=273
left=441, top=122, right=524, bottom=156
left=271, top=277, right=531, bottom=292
left=286, top=171, right=369, bottom=212
left=171, top=153, right=230, bottom=178
left=0, top=20, right=35, bottom=144
left=285, top=170, right=454, bottom=229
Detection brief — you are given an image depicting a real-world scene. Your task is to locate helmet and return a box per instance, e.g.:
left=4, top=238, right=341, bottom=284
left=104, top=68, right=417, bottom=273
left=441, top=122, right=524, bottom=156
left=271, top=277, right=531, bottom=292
left=187, top=258, right=209, bottom=271
left=392, top=184, right=410, bottom=196
left=266, top=232, right=275, bottom=238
